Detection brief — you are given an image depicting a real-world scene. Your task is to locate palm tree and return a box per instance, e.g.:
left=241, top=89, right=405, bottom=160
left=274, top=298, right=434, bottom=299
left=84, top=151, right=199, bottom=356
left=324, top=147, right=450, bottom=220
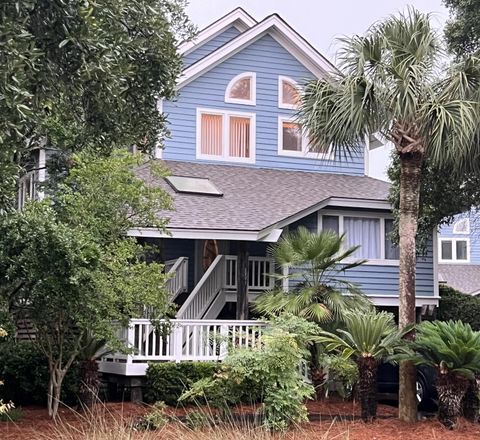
left=299, top=8, right=480, bottom=421
left=402, top=320, right=480, bottom=428
left=254, top=227, right=371, bottom=398
left=317, top=311, right=409, bottom=422
left=255, top=227, right=371, bottom=324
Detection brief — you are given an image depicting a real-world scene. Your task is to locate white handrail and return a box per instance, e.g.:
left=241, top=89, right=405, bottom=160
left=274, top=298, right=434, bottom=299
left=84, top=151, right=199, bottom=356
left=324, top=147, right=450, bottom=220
left=165, top=257, right=189, bottom=300
left=225, top=255, right=275, bottom=291
left=176, top=255, right=225, bottom=319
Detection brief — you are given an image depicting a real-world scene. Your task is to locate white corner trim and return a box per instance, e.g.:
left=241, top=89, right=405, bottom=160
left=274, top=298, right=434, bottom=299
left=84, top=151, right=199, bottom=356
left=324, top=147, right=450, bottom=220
left=278, top=75, right=299, bottom=109
left=195, top=107, right=256, bottom=164
left=433, top=228, right=439, bottom=298
left=179, top=8, right=256, bottom=56
left=277, top=115, right=334, bottom=161
left=178, top=15, right=336, bottom=89
left=224, top=72, right=256, bottom=106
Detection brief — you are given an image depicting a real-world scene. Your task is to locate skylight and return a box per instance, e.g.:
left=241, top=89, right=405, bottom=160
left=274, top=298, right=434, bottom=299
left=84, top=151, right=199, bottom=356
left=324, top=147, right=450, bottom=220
left=165, top=176, right=223, bottom=196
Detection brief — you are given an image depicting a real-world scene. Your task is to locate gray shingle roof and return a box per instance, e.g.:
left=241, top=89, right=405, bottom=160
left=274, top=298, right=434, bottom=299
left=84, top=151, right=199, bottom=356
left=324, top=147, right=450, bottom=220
left=136, top=160, right=391, bottom=232
left=439, top=264, right=480, bottom=295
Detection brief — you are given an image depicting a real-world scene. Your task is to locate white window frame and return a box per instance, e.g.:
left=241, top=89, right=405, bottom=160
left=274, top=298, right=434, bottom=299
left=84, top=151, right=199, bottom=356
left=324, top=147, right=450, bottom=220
left=318, top=211, right=399, bottom=265
left=278, top=75, right=300, bottom=109
left=278, top=116, right=333, bottom=160
left=225, top=72, right=256, bottom=106
left=438, top=237, right=470, bottom=263
left=452, top=218, right=470, bottom=234
left=196, top=107, right=256, bottom=164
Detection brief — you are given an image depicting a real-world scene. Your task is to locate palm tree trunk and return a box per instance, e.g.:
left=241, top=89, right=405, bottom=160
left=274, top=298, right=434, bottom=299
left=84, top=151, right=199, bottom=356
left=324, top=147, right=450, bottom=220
left=357, top=356, right=378, bottom=422
left=437, top=373, right=469, bottom=429
left=462, top=376, right=480, bottom=423
left=398, top=153, right=422, bottom=423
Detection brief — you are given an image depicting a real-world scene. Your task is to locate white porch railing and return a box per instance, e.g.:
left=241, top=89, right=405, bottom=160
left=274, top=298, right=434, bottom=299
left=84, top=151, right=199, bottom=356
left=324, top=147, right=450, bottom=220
left=225, top=255, right=275, bottom=291
left=99, top=319, right=266, bottom=376
left=165, top=257, right=189, bottom=300
left=177, top=255, right=225, bottom=320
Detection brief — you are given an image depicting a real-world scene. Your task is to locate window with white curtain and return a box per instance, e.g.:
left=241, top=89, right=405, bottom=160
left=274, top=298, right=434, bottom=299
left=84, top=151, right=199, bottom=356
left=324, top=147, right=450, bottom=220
left=197, top=108, right=255, bottom=163
left=320, top=213, right=399, bottom=262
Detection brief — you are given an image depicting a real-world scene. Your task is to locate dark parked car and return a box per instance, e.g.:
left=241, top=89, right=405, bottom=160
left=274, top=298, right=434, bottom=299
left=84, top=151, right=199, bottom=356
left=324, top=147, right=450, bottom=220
left=377, top=363, right=437, bottom=406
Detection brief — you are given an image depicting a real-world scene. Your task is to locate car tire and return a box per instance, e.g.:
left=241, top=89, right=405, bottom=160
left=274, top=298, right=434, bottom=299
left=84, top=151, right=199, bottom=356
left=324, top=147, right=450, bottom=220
left=416, top=377, right=426, bottom=404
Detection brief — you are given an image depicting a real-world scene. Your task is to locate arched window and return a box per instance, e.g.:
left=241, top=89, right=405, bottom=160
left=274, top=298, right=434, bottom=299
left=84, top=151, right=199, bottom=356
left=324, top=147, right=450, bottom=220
left=453, top=218, right=470, bottom=234
left=278, top=76, right=300, bottom=109
left=225, top=72, right=256, bottom=105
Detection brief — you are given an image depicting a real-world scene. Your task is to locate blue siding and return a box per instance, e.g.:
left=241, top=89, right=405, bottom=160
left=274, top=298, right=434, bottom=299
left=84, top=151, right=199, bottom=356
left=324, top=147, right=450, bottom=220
left=439, top=211, right=480, bottom=264
left=288, top=212, right=318, bottom=233
left=164, top=34, right=364, bottom=175
left=184, top=26, right=242, bottom=67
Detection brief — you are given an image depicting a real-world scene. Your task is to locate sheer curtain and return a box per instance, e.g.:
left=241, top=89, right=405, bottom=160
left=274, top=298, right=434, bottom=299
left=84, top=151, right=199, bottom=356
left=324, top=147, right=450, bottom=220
left=344, top=217, right=380, bottom=259
left=229, top=116, right=250, bottom=158
left=200, top=114, right=223, bottom=156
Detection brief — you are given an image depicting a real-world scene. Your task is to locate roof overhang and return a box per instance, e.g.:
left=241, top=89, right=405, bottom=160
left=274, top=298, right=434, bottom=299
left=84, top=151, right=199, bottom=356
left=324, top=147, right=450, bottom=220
left=179, top=8, right=256, bottom=56
left=178, top=14, right=337, bottom=89
left=128, top=227, right=284, bottom=242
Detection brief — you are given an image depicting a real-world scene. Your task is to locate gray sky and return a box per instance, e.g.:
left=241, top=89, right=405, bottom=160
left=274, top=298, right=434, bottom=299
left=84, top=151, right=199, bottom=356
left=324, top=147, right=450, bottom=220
left=186, top=0, right=450, bottom=60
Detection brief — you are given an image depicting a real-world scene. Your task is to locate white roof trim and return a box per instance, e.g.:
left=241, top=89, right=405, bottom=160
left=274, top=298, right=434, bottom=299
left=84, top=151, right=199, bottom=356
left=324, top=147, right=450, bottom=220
left=178, top=14, right=336, bottom=89
left=179, top=8, right=256, bottom=56
left=128, top=227, right=282, bottom=242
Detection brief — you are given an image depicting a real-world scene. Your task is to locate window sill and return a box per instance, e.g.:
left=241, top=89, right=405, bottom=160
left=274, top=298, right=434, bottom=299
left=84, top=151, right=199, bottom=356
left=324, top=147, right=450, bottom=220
left=196, top=154, right=256, bottom=165
left=438, top=260, right=470, bottom=264
left=344, top=258, right=400, bottom=266
left=278, top=150, right=334, bottom=161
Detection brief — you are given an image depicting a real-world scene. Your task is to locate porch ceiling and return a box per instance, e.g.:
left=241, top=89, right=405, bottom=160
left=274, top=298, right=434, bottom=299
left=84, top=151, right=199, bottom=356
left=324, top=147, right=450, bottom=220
left=136, top=160, right=391, bottom=235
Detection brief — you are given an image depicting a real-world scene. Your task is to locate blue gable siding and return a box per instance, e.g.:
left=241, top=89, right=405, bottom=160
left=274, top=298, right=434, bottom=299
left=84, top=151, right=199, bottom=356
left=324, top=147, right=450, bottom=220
left=184, top=26, right=242, bottom=67
left=163, top=34, right=365, bottom=175
left=439, top=211, right=480, bottom=264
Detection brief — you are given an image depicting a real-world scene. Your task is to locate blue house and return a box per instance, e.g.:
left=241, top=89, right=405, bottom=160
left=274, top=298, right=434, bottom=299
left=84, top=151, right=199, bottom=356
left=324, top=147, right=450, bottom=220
left=85, top=8, right=438, bottom=376
left=438, top=210, right=480, bottom=295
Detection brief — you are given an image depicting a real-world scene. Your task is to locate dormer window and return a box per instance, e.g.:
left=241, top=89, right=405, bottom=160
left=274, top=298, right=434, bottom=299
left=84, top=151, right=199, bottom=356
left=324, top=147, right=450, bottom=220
left=225, top=72, right=256, bottom=105
left=278, top=76, right=300, bottom=109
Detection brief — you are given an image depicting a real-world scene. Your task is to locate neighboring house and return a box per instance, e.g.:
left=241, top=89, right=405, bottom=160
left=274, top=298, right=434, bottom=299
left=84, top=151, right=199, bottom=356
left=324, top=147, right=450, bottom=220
left=16, top=8, right=438, bottom=377
left=438, top=210, right=480, bottom=295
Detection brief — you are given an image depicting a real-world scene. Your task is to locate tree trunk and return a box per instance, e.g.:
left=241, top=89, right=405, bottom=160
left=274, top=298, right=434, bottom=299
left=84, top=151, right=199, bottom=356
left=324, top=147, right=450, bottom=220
left=79, top=359, right=101, bottom=409
left=236, top=241, right=249, bottom=320
left=437, top=373, right=469, bottom=429
left=398, top=153, right=423, bottom=423
left=462, top=376, right=480, bottom=423
left=48, top=367, right=66, bottom=420
left=357, top=356, right=378, bottom=422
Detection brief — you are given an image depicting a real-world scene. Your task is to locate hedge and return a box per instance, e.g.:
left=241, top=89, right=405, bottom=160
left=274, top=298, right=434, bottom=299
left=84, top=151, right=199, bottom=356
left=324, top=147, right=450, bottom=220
left=437, top=285, right=480, bottom=330
left=144, top=362, right=218, bottom=406
left=0, top=341, right=80, bottom=406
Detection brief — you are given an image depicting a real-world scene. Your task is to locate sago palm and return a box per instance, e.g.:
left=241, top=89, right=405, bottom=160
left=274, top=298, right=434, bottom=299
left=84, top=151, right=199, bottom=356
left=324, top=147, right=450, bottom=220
left=299, top=8, right=480, bottom=421
left=402, top=320, right=480, bottom=429
left=317, top=311, right=409, bottom=422
left=255, top=227, right=371, bottom=324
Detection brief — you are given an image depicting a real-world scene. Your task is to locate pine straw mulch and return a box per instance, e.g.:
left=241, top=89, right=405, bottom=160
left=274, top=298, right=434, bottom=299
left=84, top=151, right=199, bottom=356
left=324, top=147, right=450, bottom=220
left=1, top=398, right=480, bottom=440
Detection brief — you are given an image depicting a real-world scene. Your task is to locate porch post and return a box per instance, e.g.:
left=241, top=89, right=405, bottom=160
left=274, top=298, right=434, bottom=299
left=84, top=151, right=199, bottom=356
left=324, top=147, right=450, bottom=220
left=236, top=241, right=249, bottom=320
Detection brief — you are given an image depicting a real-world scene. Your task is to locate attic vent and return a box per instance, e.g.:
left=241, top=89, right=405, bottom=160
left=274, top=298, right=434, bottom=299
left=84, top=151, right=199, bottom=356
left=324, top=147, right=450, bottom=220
left=165, top=175, right=223, bottom=196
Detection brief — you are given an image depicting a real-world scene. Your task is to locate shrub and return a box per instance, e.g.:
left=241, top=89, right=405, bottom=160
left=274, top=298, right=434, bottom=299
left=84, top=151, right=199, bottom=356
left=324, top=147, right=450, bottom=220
left=181, top=315, right=317, bottom=431
left=0, top=341, right=80, bottom=405
left=144, top=362, right=218, bottom=406
left=318, top=354, right=358, bottom=399
left=0, top=406, right=22, bottom=422
left=437, top=286, right=480, bottom=330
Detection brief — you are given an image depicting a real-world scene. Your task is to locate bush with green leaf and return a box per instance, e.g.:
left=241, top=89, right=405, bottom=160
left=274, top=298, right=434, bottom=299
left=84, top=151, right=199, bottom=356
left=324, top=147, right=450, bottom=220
left=401, top=320, right=480, bottom=429
left=144, top=362, right=218, bottom=406
left=317, top=354, right=358, bottom=399
left=181, top=315, right=318, bottom=431
left=437, top=286, right=480, bottom=331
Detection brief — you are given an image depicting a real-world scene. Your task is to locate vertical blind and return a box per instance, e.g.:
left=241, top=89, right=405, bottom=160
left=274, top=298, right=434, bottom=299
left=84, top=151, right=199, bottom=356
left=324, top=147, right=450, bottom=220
left=200, top=113, right=223, bottom=156
left=229, top=116, right=250, bottom=158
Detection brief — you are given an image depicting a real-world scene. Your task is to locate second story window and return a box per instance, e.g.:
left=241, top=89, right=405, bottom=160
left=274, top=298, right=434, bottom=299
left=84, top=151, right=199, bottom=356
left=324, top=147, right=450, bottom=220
left=225, top=72, right=256, bottom=105
left=439, top=238, right=469, bottom=263
left=278, top=76, right=300, bottom=109
left=197, top=108, right=255, bottom=163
